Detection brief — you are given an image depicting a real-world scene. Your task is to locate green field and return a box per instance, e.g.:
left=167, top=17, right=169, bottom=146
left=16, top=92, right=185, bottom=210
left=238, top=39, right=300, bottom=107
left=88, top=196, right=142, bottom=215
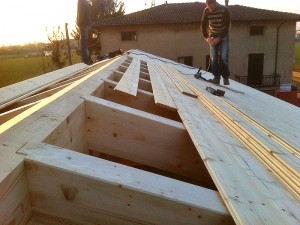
left=294, top=41, right=300, bottom=72
left=0, top=54, right=81, bottom=88
left=1, top=42, right=300, bottom=88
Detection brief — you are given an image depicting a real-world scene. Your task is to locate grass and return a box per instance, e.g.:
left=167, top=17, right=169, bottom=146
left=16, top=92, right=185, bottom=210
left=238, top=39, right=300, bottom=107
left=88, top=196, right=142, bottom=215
left=1, top=42, right=299, bottom=88
left=294, top=41, right=300, bottom=72
left=0, top=54, right=81, bottom=88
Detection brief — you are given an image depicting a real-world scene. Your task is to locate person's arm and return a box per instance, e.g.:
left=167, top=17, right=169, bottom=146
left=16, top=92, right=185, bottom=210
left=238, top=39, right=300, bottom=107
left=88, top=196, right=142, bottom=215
left=201, top=9, right=214, bottom=44
left=201, top=9, right=209, bottom=39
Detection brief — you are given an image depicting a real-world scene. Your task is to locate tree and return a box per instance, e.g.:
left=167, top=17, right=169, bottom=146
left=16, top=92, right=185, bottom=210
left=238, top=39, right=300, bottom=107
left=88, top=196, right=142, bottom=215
left=45, top=26, right=67, bottom=69
left=72, top=0, right=125, bottom=59
left=71, top=25, right=81, bottom=57
left=92, top=0, right=125, bottom=20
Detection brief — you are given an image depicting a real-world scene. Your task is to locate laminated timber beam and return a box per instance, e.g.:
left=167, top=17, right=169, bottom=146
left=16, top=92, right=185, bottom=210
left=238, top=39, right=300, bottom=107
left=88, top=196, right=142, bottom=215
left=0, top=156, right=31, bottom=225
left=114, top=58, right=140, bottom=96
left=18, top=144, right=234, bottom=225
left=147, top=63, right=177, bottom=111
left=85, top=96, right=214, bottom=187
left=101, top=78, right=181, bottom=121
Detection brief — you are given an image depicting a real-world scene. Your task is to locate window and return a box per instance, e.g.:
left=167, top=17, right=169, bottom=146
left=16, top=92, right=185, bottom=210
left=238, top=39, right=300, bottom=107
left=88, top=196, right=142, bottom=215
left=121, top=31, right=137, bottom=41
left=250, top=26, right=264, bottom=36
left=178, top=56, right=193, bottom=67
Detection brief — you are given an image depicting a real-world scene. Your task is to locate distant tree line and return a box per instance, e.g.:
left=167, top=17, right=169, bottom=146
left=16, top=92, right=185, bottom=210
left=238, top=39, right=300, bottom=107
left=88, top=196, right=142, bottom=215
left=0, top=43, right=44, bottom=57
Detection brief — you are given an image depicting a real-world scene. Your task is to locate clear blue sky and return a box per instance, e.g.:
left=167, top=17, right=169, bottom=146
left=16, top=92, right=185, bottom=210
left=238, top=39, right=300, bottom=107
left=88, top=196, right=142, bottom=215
left=0, top=0, right=299, bottom=46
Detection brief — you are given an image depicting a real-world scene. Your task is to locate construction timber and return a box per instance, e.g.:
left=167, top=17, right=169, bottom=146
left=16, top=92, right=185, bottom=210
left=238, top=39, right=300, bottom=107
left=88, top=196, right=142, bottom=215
left=0, top=50, right=299, bottom=225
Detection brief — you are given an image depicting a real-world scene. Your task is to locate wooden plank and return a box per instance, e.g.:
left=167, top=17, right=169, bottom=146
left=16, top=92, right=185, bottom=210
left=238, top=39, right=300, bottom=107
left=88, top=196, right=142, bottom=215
left=43, top=102, right=88, bottom=154
left=0, top=100, right=41, bottom=125
left=28, top=212, right=83, bottom=225
left=44, top=72, right=88, bottom=90
left=156, top=63, right=300, bottom=225
left=14, top=83, right=72, bottom=108
left=0, top=159, right=32, bottom=225
left=85, top=96, right=214, bottom=187
left=165, top=65, right=300, bottom=197
left=140, top=71, right=150, bottom=80
left=19, top=144, right=233, bottom=225
left=138, top=78, right=152, bottom=93
left=147, top=63, right=177, bottom=111
left=178, top=70, right=300, bottom=177
left=114, top=58, right=140, bottom=96
left=161, top=64, right=197, bottom=98
left=0, top=57, right=121, bottom=136
left=102, top=79, right=181, bottom=121
left=0, top=63, right=88, bottom=110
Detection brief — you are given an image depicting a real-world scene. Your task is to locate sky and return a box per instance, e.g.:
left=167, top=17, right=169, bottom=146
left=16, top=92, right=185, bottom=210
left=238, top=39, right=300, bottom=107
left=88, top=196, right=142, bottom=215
left=0, top=0, right=299, bottom=46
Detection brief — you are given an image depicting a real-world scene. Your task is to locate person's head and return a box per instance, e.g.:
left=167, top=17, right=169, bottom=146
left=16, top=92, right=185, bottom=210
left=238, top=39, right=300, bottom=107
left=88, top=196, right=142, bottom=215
left=206, top=0, right=217, bottom=12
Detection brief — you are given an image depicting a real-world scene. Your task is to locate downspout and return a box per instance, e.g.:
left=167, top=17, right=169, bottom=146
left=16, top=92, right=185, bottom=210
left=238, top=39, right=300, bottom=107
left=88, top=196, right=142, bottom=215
left=274, top=22, right=284, bottom=85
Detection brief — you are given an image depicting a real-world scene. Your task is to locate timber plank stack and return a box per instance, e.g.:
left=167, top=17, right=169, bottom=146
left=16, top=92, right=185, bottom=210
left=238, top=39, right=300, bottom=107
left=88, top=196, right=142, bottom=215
left=0, top=49, right=299, bottom=225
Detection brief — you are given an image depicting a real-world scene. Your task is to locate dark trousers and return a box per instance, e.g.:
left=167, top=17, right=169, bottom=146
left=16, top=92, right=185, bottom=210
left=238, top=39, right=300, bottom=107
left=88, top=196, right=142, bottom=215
left=210, top=35, right=230, bottom=79
left=80, top=25, right=92, bottom=64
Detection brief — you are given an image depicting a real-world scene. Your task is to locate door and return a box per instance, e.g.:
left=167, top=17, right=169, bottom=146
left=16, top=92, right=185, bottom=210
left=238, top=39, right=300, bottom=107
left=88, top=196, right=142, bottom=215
left=247, top=54, right=264, bottom=86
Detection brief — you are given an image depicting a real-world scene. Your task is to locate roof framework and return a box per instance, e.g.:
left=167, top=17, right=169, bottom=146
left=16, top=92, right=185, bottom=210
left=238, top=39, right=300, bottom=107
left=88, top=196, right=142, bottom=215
left=0, top=50, right=299, bottom=224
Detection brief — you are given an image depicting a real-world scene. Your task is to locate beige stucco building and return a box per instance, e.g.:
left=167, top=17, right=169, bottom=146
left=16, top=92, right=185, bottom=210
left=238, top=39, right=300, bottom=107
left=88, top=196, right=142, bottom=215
left=95, top=2, right=300, bottom=89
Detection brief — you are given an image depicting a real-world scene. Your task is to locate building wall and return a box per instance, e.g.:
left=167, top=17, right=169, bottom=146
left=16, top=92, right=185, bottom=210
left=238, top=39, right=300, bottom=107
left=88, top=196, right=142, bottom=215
left=230, top=21, right=295, bottom=84
left=100, top=23, right=208, bottom=68
left=99, top=21, right=296, bottom=84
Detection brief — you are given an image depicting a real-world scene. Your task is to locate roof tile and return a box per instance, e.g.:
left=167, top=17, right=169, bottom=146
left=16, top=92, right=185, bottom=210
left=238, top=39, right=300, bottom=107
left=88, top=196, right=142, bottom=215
left=94, top=2, right=300, bottom=27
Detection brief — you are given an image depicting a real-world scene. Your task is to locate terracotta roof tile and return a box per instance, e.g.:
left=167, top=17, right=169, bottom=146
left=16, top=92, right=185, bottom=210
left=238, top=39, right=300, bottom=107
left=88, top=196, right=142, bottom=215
left=94, top=2, right=300, bottom=27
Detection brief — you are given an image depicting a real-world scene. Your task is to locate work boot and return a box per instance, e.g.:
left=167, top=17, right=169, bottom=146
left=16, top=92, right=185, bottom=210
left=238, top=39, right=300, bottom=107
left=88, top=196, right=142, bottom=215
left=223, top=78, right=230, bottom=85
left=209, top=78, right=220, bottom=85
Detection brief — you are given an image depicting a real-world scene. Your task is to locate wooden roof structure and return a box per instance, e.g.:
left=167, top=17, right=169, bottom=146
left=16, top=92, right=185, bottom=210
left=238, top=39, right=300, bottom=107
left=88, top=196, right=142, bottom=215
left=0, top=50, right=299, bottom=224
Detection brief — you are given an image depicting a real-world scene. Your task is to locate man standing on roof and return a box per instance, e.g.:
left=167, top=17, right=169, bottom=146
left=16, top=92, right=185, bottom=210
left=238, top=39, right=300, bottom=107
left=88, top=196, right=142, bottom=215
left=77, top=0, right=93, bottom=65
left=201, top=0, right=231, bottom=85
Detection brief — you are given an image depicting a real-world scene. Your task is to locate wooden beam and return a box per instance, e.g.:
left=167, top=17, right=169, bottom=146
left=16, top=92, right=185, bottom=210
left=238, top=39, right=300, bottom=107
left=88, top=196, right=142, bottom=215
left=115, top=58, right=140, bottom=96
left=140, top=71, right=150, bottom=80
left=14, top=83, right=72, bottom=108
left=0, top=159, right=31, bottom=224
left=0, top=57, right=121, bottom=136
left=102, top=79, right=181, bottom=121
left=161, top=64, right=197, bottom=98
left=138, top=77, right=152, bottom=93
left=148, top=63, right=177, bottom=111
left=19, top=144, right=233, bottom=225
left=85, top=96, right=214, bottom=187
left=44, top=72, right=88, bottom=90
left=43, top=102, right=88, bottom=154
left=28, top=212, right=83, bottom=225
left=0, top=100, right=41, bottom=125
